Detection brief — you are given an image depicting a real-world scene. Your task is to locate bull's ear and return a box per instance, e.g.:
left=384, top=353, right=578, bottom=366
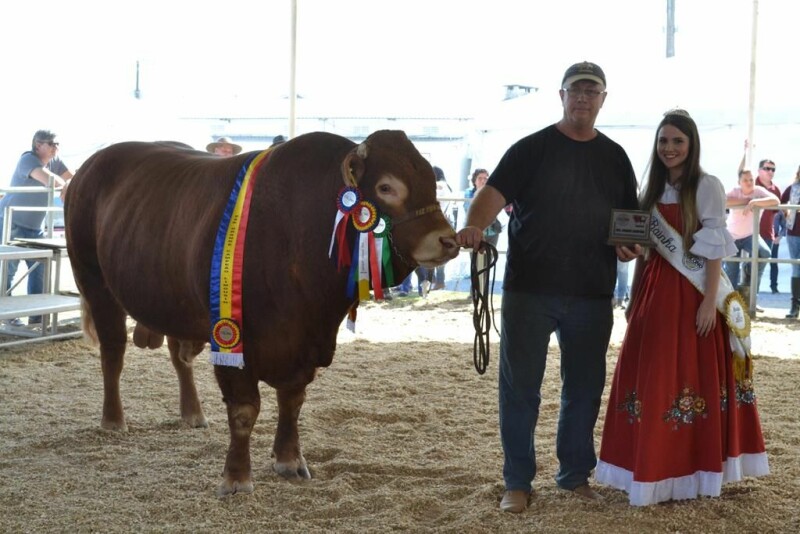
left=340, top=147, right=366, bottom=187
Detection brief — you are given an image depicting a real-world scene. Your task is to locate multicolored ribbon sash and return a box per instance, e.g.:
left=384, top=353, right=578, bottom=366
left=209, top=149, right=271, bottom=368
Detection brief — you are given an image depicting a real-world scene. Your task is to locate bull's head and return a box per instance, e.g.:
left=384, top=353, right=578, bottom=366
left=340, top=130, right=459, bottom=268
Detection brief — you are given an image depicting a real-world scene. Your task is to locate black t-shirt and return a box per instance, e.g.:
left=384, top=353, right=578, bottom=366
left=488, top=124, right=639, bottom=297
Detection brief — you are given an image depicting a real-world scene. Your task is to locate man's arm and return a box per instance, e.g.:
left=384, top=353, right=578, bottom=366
left=29, top=167, right=69, bottom=188
left=455, top=184, right=507, bottom=251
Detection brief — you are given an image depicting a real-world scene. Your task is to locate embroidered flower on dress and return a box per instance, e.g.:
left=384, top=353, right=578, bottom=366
left=663, top=386, right=708, bottom=429
left=617, top=391, right=641, bottom=424
left=736, top=378, right=757, bottom=405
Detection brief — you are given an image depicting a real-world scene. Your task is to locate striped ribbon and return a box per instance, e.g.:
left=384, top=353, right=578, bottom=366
left=209, top=149, right=271, bottom=368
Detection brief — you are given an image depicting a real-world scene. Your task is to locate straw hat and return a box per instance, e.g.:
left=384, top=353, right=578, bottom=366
left=206, top=136, right=242, bottom=155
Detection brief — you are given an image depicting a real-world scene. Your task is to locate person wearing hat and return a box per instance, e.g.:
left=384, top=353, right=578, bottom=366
left=455, top=61, right=640, bottom=512
left=206, top=137, right=242, bottom=157
left=270, top=135, right=287, bottom=147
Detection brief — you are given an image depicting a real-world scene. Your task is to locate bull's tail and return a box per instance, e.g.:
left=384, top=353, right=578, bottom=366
left=80, top=297, right=99, bottom=346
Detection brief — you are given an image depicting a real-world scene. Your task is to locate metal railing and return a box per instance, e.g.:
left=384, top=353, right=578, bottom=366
left=443, top=194, right=798, bottom=318
left=726, top=204, right=800, bottom=317
left=0, top=177, right=63, bottom=240
left=0, top=180, right=64, bottom=296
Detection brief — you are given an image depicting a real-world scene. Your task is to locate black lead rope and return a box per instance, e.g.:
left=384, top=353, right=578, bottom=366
left=470, top=242, right=499, bottom=374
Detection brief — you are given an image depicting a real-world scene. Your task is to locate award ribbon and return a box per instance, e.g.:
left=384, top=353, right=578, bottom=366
left=329, top=187, right=361, bottom=270
left=333, top=190, right=392, bottom=320
left=373, top=215, right=394, bottom=289
left=209, top=149, right=271, bottom=368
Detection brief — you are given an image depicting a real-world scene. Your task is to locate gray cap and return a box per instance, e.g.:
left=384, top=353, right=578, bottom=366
left=562, top=61, right=606, bottom=88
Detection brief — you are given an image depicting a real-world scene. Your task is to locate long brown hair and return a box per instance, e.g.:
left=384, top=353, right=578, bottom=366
left=639, top=109, right=704, bottom=248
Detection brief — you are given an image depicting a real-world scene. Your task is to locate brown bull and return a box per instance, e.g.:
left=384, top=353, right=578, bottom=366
left=65, top=131, right=458, bottom=496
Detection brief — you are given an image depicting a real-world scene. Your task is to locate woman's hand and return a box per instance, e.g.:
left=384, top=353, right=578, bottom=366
left=696, top=297, right=717, bottom=337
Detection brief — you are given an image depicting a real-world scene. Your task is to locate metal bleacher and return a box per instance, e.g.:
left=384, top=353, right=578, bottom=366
left=0, top=187, right=82, bottom=349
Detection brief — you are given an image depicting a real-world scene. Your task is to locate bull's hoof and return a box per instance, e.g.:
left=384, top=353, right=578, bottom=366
left=182, top=414, right=209, bottom=429
left=274, top=460, right=311, bottom=480
left=100, top=419, right=128, bottom=432
left=216, top=478, right=254, bottom=498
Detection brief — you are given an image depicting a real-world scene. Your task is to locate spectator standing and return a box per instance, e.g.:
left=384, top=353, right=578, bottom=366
left=430, top=166, right=454, bottom=290
left=206, top=137, right=242, bottom=157
left=738, top=144, right=782, bottom=292
left=414, top=167, right=453, bottom=295
left=782, top=167, right=800, bottom=318
left=455, top=61, right=640, bottom=513
left=756, top=161, right=782, bottom=293
left=465, top=168, right=503, bottom=247
left=723, top=169, right=779, bottom=295
left=595, top=109, right=768, bottom=506
left=772, top=210, right=787, bottom=294
left=0, top=130, right=73, bottom=325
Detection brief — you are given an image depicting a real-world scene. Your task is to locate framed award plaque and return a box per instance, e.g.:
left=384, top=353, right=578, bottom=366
left=607, top=209, right=654, bottom=247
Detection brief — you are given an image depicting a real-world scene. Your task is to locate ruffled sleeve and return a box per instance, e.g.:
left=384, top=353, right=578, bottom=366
left=690, top=174, right=738, bottom=260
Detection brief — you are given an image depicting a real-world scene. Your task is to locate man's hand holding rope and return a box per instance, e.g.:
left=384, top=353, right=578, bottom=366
left=454, top=184, right=508, bottom=374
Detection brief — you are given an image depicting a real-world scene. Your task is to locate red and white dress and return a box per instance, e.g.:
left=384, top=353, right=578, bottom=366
left=595, top=175, right=770, bottom=506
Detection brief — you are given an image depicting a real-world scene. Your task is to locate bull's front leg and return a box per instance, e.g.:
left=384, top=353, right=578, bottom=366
left=166, top=337, right=208, bottom=428
left=214, top=367, right=260, bottom=497
left=273, top=386, right=311, bottom=479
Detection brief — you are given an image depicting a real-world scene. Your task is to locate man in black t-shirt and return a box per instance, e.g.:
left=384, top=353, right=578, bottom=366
left=456, top=61, right=640, bottom=513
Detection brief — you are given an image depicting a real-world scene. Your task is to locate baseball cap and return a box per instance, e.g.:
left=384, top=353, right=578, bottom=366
left=562, top=61, right=606, bottom=89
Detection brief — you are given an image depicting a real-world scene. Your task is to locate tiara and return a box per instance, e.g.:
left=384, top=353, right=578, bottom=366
left=663, top=108, right=691, bottom=118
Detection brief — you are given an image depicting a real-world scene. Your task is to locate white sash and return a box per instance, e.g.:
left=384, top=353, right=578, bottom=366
left=650, top=207, right=752, bottom=380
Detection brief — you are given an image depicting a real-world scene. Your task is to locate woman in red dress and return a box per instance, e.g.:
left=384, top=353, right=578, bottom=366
left=595, top=109, right=769, bottom=506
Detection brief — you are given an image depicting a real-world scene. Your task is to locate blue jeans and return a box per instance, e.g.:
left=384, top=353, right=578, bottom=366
left=415, top=266, right=431, bottom=295
left=2, top=221, right=45, bottom=295
left=498, top=291, right=613, bottom=492
left=398, top=274, right=412, bottom=294
left=769, top=238, right=780, bottom=289
left=614, top=260, right=629, bottom=300
left=787, top=235, right=800, bottom=277
left=723, top=235, right=770, bottom=289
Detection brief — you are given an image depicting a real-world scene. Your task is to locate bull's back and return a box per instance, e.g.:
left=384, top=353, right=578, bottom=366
left=67, top=142, right=243, bottom=335
left=66, top=135, right=358, bottom=346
